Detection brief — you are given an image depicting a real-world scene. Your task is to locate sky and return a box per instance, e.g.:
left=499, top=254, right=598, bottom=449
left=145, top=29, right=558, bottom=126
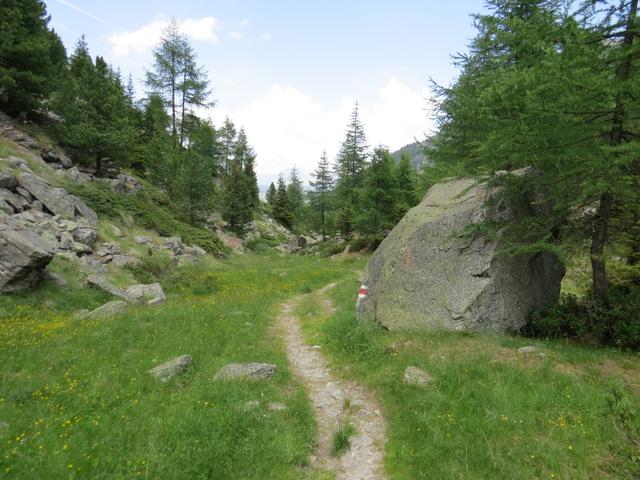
left=45, top=0, right=488, bottom=187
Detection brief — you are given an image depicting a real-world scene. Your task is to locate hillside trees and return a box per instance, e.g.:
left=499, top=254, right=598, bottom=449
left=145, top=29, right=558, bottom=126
left=145, top=19, right=211, bottom=147
left=273, top=175, right=294, bottom=228
left=431, top=0, right=639, bottom=301
left=0, top=0, right=66, bottom=116
left=357, top=147, right=398, bottom=235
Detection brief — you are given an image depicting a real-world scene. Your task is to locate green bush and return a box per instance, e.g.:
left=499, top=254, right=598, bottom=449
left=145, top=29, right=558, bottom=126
left=126, top=252, right=175, bottom=284
left=526, top=286, right=640, bottom=350
left=315, top=240, right=345, bottom=258
left=65, top=180, right=226, bottom=255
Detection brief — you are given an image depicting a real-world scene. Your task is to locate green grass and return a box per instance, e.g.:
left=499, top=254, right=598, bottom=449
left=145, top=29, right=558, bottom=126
left=300, top=275, right=640, bottom=480
left=0, top=254, right=356, bottom=479
left=331, top=422, right=356, bottom=457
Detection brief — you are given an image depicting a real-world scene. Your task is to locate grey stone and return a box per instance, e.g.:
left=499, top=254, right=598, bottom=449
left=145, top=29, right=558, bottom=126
left=81, top=301, right=128, bottom=320
left=86, top=274, right=129, bottom=300
left=0, top=188, right=27, bottom=212
left=148, top=355, right=192, bottom=382
left=41, top=151, right=72, bottom=168
left=96, top=242, right=122, bottom=257
left=148, top=296, right=165, bottom=306
left=134, top=235, right=154, bottom=246
left=0, top=215, right=57, bottom=292
left=403, top=366, right=433, bottom=387
left=31, top=200, right=43, bottom=211
left=16, top=173, right=98, bottom=226
left=357, top=174, right=565, bottom=333
left=109, top=173, right=142, bottom=195
left=0, top=171, right=17, bottom=190
left=161, top=236, right=183, bottom=255
left=213, top=362, right=278, bottom=381
left=288, top=235, right=307, bottom=253
left=517, top=346, right=538, bottom=354
left=125, top=283, right=165, bottom=305
left=0, top=199, right=12, bottom=215
left=243, top=400, right=261, bottom=410
left=72, top=227, right=97, bottom=247
left=16, top=186, right=33, bottom=202
left=111, top=255, right=141, bottom=268
left=267, top=402, right=288, bottom=411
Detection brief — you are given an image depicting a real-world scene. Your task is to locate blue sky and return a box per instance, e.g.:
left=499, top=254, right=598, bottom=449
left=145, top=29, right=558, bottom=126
left=45, top=0, right=488, bottom=185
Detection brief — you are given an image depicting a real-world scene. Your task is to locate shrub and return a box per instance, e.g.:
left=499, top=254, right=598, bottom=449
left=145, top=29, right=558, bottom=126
left=526, top=286, right=640, bottom=350
left=126, top=252, right=174, bottom=284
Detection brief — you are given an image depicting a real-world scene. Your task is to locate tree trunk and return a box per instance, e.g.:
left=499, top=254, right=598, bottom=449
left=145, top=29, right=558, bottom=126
left=95, top=152, right=103, bottom=178
left=590, top=0, right=637, bottom=299
left=179, top=70, right=187, bottom=148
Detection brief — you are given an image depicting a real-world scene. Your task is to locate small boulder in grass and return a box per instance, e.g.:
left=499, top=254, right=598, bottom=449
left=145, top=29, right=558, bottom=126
left=517, top=346, right=538, bottom=354
left=213, top=362, right=277, bottom=381
left=403, top=366, right=433, bottom=387
left=148, top=355, right=193, bottom=382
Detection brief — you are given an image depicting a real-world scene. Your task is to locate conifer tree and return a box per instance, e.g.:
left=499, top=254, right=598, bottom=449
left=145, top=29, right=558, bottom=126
left=335, top=102, right=368, bottom=234
left=395, top=151, right=418, bottom=220
left=0, top=0, right=66, bottom=115
left=266, top=182, right=277, bottom=209
left=218, top=117, right=237, bottom=175
left=309, top=151, right=334, bottom=240
left=221, top=156, right=253, bottom=234
left=357, top=147, right=398, bottom=235
left=273, top=175, right=294, bottom=228
left=286, top=167, right=305, bottom=224
left=235, top=128, right=260, bottom=208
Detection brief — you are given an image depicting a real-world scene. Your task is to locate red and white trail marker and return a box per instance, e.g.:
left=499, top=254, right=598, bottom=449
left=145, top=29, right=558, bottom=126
left=357, top=285, right=368, bottom=300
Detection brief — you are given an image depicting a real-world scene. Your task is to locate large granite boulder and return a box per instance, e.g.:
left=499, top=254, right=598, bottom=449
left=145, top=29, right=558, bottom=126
left=356, top=176, right=565, bottom=332
left=0, top=215, right=57, bottom=292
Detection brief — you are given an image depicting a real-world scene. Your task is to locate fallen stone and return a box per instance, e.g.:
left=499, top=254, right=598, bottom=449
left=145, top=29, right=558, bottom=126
left=403, top=366, right=433, bottom=387
left=0, top=215, right=57, bottom=292
left=41, top=150, right=72, bottom=168
left=357, top=173, right=565, bottom=332
left=0, top=188, right=27, bottom=212
left=288, top=235, right=307, bottom=253
left=134, top=236, right=154, bottom=246
left=125, top=283, right=165, bottom=305
left=267, top=402, right=288, bottom=411
left=148, top=355, right=192, bottom=382
left=111, top=255, right=141, bottom=268
left=73, top=227, right=97, bottom=247
left=81, top=301, right=128, bottom=320
left=161, top=236, right=183, bottom=255
left=86, top=274, right=128, bottom=299
left=517, top=346, right=538, bottom=354
left=96, top=243, right=122, bottom=257
left=213, top=362, right=277, bottom=381
left=0, top=199, right=12, bottom=215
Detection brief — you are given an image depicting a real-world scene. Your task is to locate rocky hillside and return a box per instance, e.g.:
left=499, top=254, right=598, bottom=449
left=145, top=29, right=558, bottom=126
left=391, top=141, right=432, bottom=170
left=0, top=113, right=301, bottom=309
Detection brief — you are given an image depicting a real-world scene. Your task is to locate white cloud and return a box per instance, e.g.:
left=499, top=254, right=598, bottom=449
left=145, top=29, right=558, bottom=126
left=109, top=16, right=219, bottom=56
left=239, top=19, right=250, bottom=28
left=210, top=78, right=435, bottom=187
left=259, top=33, right=273, bottom=43
left=229, top=31, right=244, bottom=40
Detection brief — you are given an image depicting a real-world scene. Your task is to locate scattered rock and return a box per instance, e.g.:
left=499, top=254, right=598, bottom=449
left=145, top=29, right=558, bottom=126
left=267, top=402, right=288, bottom=411
left=125, top=283, right=166, bottom=305
left=134, top=236, right=154, bottom=246
left=81, top=300, right=128, bottom=320
left=110, top=255, right=141, bottom=268
left=288, top=235, right=307, bottom=253
left=403, top=366, right=433, bottom=387
left=517, top=346, right=538, bottom=354
left=243, top=400, right=261, bottom=410
left=213, top=362, right=278, bottom=381
left=108, top=173, right=142, bottom=195
left=148, top=355, right=192, bottom=382
left=41, top=150, right=72, bottom=168
left=72, top=227, right=97, bottom=247
left=0, top=215, right=57, bottom=292
left=161, top=236, right=183, bottom=255
left=96, top=242, right=122, bottom=257
left=357, top=172, right=565, bottom=332
left=86, top=274, right=128, bottom=299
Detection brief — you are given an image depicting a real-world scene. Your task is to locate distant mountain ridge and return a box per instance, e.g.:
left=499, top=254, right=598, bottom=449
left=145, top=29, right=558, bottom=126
left=391, top=141, right=432, bottom=170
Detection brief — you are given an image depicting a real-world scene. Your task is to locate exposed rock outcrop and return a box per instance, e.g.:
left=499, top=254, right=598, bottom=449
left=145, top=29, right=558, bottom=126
left=213, top=362, right=277, bottom=381
left=148, top=355, right=192, bottom=382
left=357, top=175, right=565, bottom=333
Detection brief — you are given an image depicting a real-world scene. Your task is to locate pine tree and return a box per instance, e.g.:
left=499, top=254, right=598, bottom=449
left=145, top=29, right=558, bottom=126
left=335, top=102, right=368, bottom=234
left=221, top=156, right=253, bottom=235
left=218, top=117, right=237, bottom=175
left=395, top=151, right=418, bottom=220
left=357, top=147, right=398, bottom=235
left=273, top=175, right=294, bottom=228
left=0, top=0, right=66, bottom=115
left=309, top=151, right=334, bottom=240
left=286, top=167, right=305, bottom=224
left=235, top=128, right=260, bottom=208
left=266, top=182, right=277, bottom=209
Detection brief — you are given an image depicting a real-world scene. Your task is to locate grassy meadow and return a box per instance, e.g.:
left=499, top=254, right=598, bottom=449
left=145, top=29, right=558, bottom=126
left=299, top=276, right=640, bottom=480
left=0, top=254, right=357, bottom=479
